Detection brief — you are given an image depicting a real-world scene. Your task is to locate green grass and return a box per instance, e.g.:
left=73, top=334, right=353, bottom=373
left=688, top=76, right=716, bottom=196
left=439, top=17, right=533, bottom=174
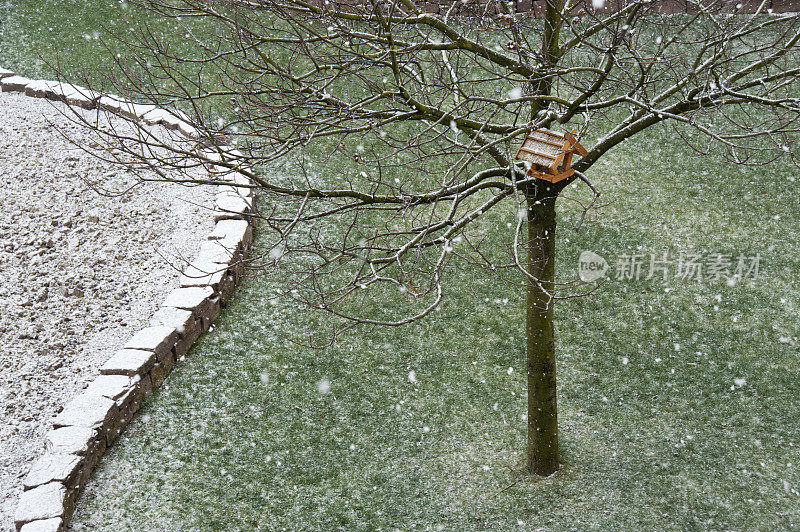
left=2, top=3, right=799, bottom=529
left=0, top=0, right=219, bottom=102
left=0, top=0, right=137, bottom=82
left=68, top=121, right=800, bottom=530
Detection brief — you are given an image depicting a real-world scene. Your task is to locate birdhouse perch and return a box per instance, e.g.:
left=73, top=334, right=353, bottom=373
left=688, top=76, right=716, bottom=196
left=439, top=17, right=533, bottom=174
left=514, top=128, right=588, bottom=183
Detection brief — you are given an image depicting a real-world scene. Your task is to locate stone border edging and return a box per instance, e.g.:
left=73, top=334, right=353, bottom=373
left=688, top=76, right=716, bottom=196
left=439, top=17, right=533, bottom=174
left=1, top=68, right=256, bottom=532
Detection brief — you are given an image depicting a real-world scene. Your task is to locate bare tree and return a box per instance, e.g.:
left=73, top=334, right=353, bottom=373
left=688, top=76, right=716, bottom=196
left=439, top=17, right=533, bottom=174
left=68, top=0, right=800, bottom=476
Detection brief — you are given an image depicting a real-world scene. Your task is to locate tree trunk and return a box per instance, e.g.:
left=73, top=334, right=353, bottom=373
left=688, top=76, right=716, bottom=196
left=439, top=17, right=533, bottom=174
left=525, top=186, right=559, bottom=476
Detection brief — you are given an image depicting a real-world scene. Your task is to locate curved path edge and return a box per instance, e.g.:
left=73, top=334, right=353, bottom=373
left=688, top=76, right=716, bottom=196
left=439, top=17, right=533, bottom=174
left=0, top=68, right=256, bottom=532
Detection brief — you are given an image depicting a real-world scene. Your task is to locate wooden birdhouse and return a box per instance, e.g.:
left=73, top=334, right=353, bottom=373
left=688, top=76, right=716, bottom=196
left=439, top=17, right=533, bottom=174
left=514, top=129, right=588, bottom=183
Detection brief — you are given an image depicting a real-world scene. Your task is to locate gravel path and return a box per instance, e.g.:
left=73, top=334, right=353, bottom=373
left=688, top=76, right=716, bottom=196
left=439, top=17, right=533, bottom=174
left=0, top=91, right=214, bottom=530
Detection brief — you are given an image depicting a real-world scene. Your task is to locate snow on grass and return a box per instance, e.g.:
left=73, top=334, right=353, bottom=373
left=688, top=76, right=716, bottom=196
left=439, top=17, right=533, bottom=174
left=9, top=4, right=796, bottom=528
left=73, top=121, right=800, bottom=529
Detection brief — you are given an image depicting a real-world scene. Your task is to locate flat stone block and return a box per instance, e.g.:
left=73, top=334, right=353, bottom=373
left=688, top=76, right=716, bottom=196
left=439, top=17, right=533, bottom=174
left=123, top=326, right=178, bottom=359
left=197, top=240, right=238, bottom=266
left=218, top=188, right=256, bottom=209
left=103, top=376, right=149, bottom=445
left=160, top=347, right=177, bottom=373
left=162, top=286, right=217, bottom=315
left=219, top=183, right=256, bottom=200
left=208, top=219, right=253, bottom=250
left=221, top=147, right=243, bottom=159
left=149, top=307, right=201, bottom=357
left=150, top=307, right=200, bottom=340
left=14, top=483, right=65, bottom=529
left=118, top=101, right=157, bottom=120
left=216, top=273, right=237, bottom=305
left=78, top=432, right=107, bottom=482
left=176, top=120, right=199, bottom=139
left=149, top=361, right=171, bottom=389
left=214, top=193, right=252, bottom=221
left=99, top=348, right=157, bottom=377
left=0, top=67, right=14, bottom=79
left=44, top=427, right=95, bottom=456
left=162, top=287, right=221, bottom=332
left=1, top=75, right=32, bottom=92
left=105, top=384, right=143, bottom=446
left=173, top=326, right=202, bottom=359
left=149, top=307, right=194, bottom=332
left=159, top=111, right=184, bottom=130
left=217, top=185, right=256, bottom=205
left=141, top=108, right=180, bottom=127
left=59, top=84, right=99, bottom=109
left=19, top=518, right=63, bottom=532
left=180, top=259, right=227, bottom=288
left=23, top=454, right=82, bottom=491
left=84, top=375, right=133, bottom=401
left=24, top=80, right=55, bottom=98
left=199, top=148, right=223, bottom=163
left=141, top=108, right=164, bottom=125
left=52, top=392, right=117, bottom=429
left=114, top=382, right=140, bottom=416
left=137, top=373, right=154, bottom=400
left=98, top=95, right=124, bottom=113
left=196, top=242, right=245, bottom=286
left=43, top=84, right=71, bottom=102
left=43, top=82, right=78, bottom=102
left=180, top=271, right=230, bottom=297
left=228, top=170, right=254, bottom=187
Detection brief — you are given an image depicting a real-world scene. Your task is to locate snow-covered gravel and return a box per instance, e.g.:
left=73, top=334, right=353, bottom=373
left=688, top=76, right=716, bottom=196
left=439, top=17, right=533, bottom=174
left=0, top=91, right=214, bottom=530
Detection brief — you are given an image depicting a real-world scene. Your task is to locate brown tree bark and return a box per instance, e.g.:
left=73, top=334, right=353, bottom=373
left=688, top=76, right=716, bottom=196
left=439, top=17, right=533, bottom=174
left=525, top=183, right=559, bottom=476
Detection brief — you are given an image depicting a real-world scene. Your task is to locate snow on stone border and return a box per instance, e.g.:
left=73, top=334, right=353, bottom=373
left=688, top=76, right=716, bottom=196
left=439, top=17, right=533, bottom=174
left=83, top=375, right=133, bottom=402
left=117, top=100, right=158, bottom=121
left=14, top=483, right=66, bottom=530
left=99, top=349, right=158, bottom=378
left=52, top=392, right=118, bottom=430
left=24, top=79, right=57, bottom=98
left=215, top=192, right=254, bottom=221
left=19, top=517, right=63, bottom=532
left=1, top=75, right=32, bottom=92
left=5, top=67, right=256, bottom=531
left=44, top=427, right=96, bottom=457
left=54, top=84, right=101, bottom=109
left=197, top=239, right=240, bottom=265
left=150, top=307, right=203, bottom=358
left=23, top=455, right=83, bottom=491
left=180, top=259, right=229, bottom=288
left=98, top=94, right=125, bottom=114
left=123, top=326, right=179, bottom=359
left=162, top=286, right=221, bottom=327
left=208, top=219, right=254, bottom=249
left=141, top=108, right=187, bottom=130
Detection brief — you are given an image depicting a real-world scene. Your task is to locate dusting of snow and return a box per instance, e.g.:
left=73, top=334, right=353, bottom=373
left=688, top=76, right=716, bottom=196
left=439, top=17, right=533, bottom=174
left=317, top=378, right=331, bottom=394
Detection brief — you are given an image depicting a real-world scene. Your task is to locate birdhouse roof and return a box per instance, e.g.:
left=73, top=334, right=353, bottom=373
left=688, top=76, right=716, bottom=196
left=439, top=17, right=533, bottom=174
left=515, top=128, right=588, bottom=169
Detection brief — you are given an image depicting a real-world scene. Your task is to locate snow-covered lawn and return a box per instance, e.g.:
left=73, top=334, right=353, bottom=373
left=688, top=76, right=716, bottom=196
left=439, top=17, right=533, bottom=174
left=72, top=122, right=800, bottom=529
left=2, top=1, right=799, bottom=529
